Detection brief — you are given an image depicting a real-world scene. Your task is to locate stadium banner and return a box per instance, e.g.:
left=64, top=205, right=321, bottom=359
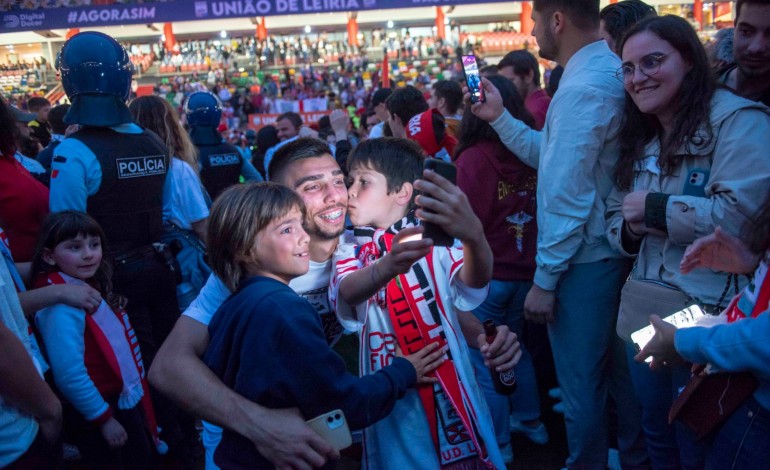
left=2, top=0, right=509, bottom=33
left=248, top=110, right=331, bottom=130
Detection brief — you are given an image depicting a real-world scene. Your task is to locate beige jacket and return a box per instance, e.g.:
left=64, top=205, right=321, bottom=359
left=606, top=89, right=770, bottom=304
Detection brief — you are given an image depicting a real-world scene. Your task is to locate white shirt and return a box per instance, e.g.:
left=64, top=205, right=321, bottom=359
left=490, top=40, right=625, bottom=290
left=162, top=158, right=209, bottom=230
left=368, top=121, right=385, bottom=139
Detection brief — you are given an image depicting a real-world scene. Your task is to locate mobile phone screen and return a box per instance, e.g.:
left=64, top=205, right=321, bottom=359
left=462, top=55, right=485, bottom=104
left=631, top=304, right=706, bottom=362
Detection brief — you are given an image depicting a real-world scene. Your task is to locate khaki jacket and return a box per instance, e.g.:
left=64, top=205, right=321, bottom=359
left=606, top=89, right=770, bottom=304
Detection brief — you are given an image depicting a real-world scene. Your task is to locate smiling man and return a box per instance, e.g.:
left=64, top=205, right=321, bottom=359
left=720, top=0, right=770, bottom=106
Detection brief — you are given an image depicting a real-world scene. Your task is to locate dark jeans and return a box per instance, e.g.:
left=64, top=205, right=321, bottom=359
left=112, top=252, right=197, bottom=462
left=625, top=346, right=707, bottom=470
left=111, top=253, right=179, bottom=368
left=705, top=396, right=770, bottom=470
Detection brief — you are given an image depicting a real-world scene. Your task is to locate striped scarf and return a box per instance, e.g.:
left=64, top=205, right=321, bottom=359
left=354, top=213, right=490, bottom=469
left=41, top=272, right=166, bottom=453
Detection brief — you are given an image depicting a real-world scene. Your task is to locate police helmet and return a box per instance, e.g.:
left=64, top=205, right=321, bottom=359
left=57, top=31, right=133, bottom=102
left=56, top=32, right=134, bottom=126
left=184, top=92, right=222, bottom=128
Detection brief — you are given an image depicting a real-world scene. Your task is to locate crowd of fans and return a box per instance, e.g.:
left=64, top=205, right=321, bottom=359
left=1, top=0, right=769, bottom=469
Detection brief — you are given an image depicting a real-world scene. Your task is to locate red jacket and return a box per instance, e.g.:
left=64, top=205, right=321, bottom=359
left=456, top=140, right=537, bottom=281
left=0, top=155, right=49, bottom=262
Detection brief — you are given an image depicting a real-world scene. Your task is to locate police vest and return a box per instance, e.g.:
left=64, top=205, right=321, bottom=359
left=72, top=127, right=169, bottom=254
left=197, top=141, right=243, bottom=201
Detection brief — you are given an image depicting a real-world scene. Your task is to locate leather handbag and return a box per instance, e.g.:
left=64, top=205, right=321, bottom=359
left=617, top=279, right=691, bottom=342
left=669, top=364, right=759, bottom=440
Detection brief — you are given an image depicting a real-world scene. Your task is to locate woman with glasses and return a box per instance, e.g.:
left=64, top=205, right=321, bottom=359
left=605, top=15, right=770, bottom=469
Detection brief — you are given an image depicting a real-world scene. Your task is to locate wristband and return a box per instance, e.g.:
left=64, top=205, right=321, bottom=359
left=644, top=192, right=670, bottom=232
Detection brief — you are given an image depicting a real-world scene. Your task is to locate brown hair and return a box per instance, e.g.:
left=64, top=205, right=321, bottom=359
left=31, top=211, right=113, bottom=295
left=207, top=182, right=306, bottom=292
left=129, top=95, right=199, bottom=173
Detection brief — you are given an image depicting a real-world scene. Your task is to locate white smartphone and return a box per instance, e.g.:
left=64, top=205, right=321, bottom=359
left=306, top=409, right=352, bottom=451
left=631, top=304, right=706, bottom=362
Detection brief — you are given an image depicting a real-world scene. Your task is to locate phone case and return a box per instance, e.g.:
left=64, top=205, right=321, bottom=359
left=306, top=409, right=352, bottom=451
left=422, top=159, right=457, bottom=247
left=682, top=169, right=710, bottom=197
left=461, top=55, right=485, bottom=104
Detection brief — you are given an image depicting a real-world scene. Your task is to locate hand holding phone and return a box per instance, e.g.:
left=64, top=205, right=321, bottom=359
left=462, top=55, right=485, bottom=104
left=631, top=305, right=706, bottom=363
left=306, top=410, right=352, bottom=452
left=419, top=159, right=458, bottom=247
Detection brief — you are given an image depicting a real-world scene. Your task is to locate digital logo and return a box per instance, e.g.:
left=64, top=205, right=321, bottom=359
left=3, top=15, right=20, bottom=28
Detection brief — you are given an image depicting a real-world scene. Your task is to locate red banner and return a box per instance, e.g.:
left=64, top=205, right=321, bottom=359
left=247, top=111, right=332, bottom=131
left=256, top=17, right=268, bottom=41
left=163, top=22, right=176, bottom=51
left=435, top=7, right=446, bottom=40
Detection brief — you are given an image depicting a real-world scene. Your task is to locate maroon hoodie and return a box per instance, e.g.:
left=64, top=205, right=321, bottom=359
left=456, top=140, right=537, bottom=281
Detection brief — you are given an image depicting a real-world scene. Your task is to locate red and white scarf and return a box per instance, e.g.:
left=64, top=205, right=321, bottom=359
left=41, top=272, right=165, bottom=452
left=726, top=255, right=770, bottom=323
left=354, top=214, right=491, bottom=469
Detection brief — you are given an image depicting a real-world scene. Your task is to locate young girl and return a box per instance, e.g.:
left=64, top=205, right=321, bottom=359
left=31, top=211, right=164, bottom=469
left=202, top=182, right=443, bottom=469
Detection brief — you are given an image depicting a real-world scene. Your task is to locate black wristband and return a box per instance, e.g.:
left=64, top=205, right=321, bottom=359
left=644, top=192, right=670, bottom=232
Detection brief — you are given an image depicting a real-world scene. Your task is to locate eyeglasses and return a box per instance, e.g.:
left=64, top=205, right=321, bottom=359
left=616, top=52, right=674, bottom=84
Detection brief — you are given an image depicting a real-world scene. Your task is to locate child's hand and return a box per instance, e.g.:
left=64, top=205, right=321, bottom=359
left=381, top=226, right=433, bottom=277
left=414, top=170, right=483, bottom=244
left=396, top=342, right=446, bottom=385
left=55, top=284, right=103, bottom=313
left=476, top=325, right=521, bottom=372
left=100, top=416, right=128, bottom=449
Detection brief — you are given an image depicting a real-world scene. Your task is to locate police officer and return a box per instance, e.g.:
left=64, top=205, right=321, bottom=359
left=184, top=91, right=262, bottom=200
left=49, top=31, right=179, bottom=371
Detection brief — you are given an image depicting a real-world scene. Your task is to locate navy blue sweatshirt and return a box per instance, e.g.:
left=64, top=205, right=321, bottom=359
left=203, top=276, right=417, bottom=469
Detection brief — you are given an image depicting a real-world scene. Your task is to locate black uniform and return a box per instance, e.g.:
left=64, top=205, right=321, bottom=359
left=191, top=126, right=243, bottom=200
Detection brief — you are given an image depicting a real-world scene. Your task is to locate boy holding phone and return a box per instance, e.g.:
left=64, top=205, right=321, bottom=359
left=329, top=138, right=508, bottom=469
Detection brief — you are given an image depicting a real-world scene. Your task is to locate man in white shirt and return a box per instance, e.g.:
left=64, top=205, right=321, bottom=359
left=367, top=88, right=392, bottom=139
left=469, top=0, right=646, bottom=468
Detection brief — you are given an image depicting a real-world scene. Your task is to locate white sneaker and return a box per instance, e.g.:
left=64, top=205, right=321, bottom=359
left=607, top=448, right=621, bottom=470
left=548, top=387, right=562, bottom=400
left=499, top=442, right=514, bottom=464
left=552, top=401, right=565, bottom=414
left=509, top=419, right=549, bottom=445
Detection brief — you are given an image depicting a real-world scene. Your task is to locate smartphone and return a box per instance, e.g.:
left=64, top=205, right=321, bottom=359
left=421, top=158, right=457, bottom=247
left=631, top=304, right=706, bottom=362
left=462, top=55, right=485, bottom=104
left=682, top=169, right=710, bottom=197
left=306, top=409, right=352, bottom=451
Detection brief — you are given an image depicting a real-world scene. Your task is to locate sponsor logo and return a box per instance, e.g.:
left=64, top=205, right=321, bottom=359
left=3, top=12, right=44, bottom=28
left=3, top=15, right=19, bottom=28
left=117, top=155, right=166, bottom=179
left=194, top=1, right=209, bottom=17
left=209, top=153, right=240, bottom=167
